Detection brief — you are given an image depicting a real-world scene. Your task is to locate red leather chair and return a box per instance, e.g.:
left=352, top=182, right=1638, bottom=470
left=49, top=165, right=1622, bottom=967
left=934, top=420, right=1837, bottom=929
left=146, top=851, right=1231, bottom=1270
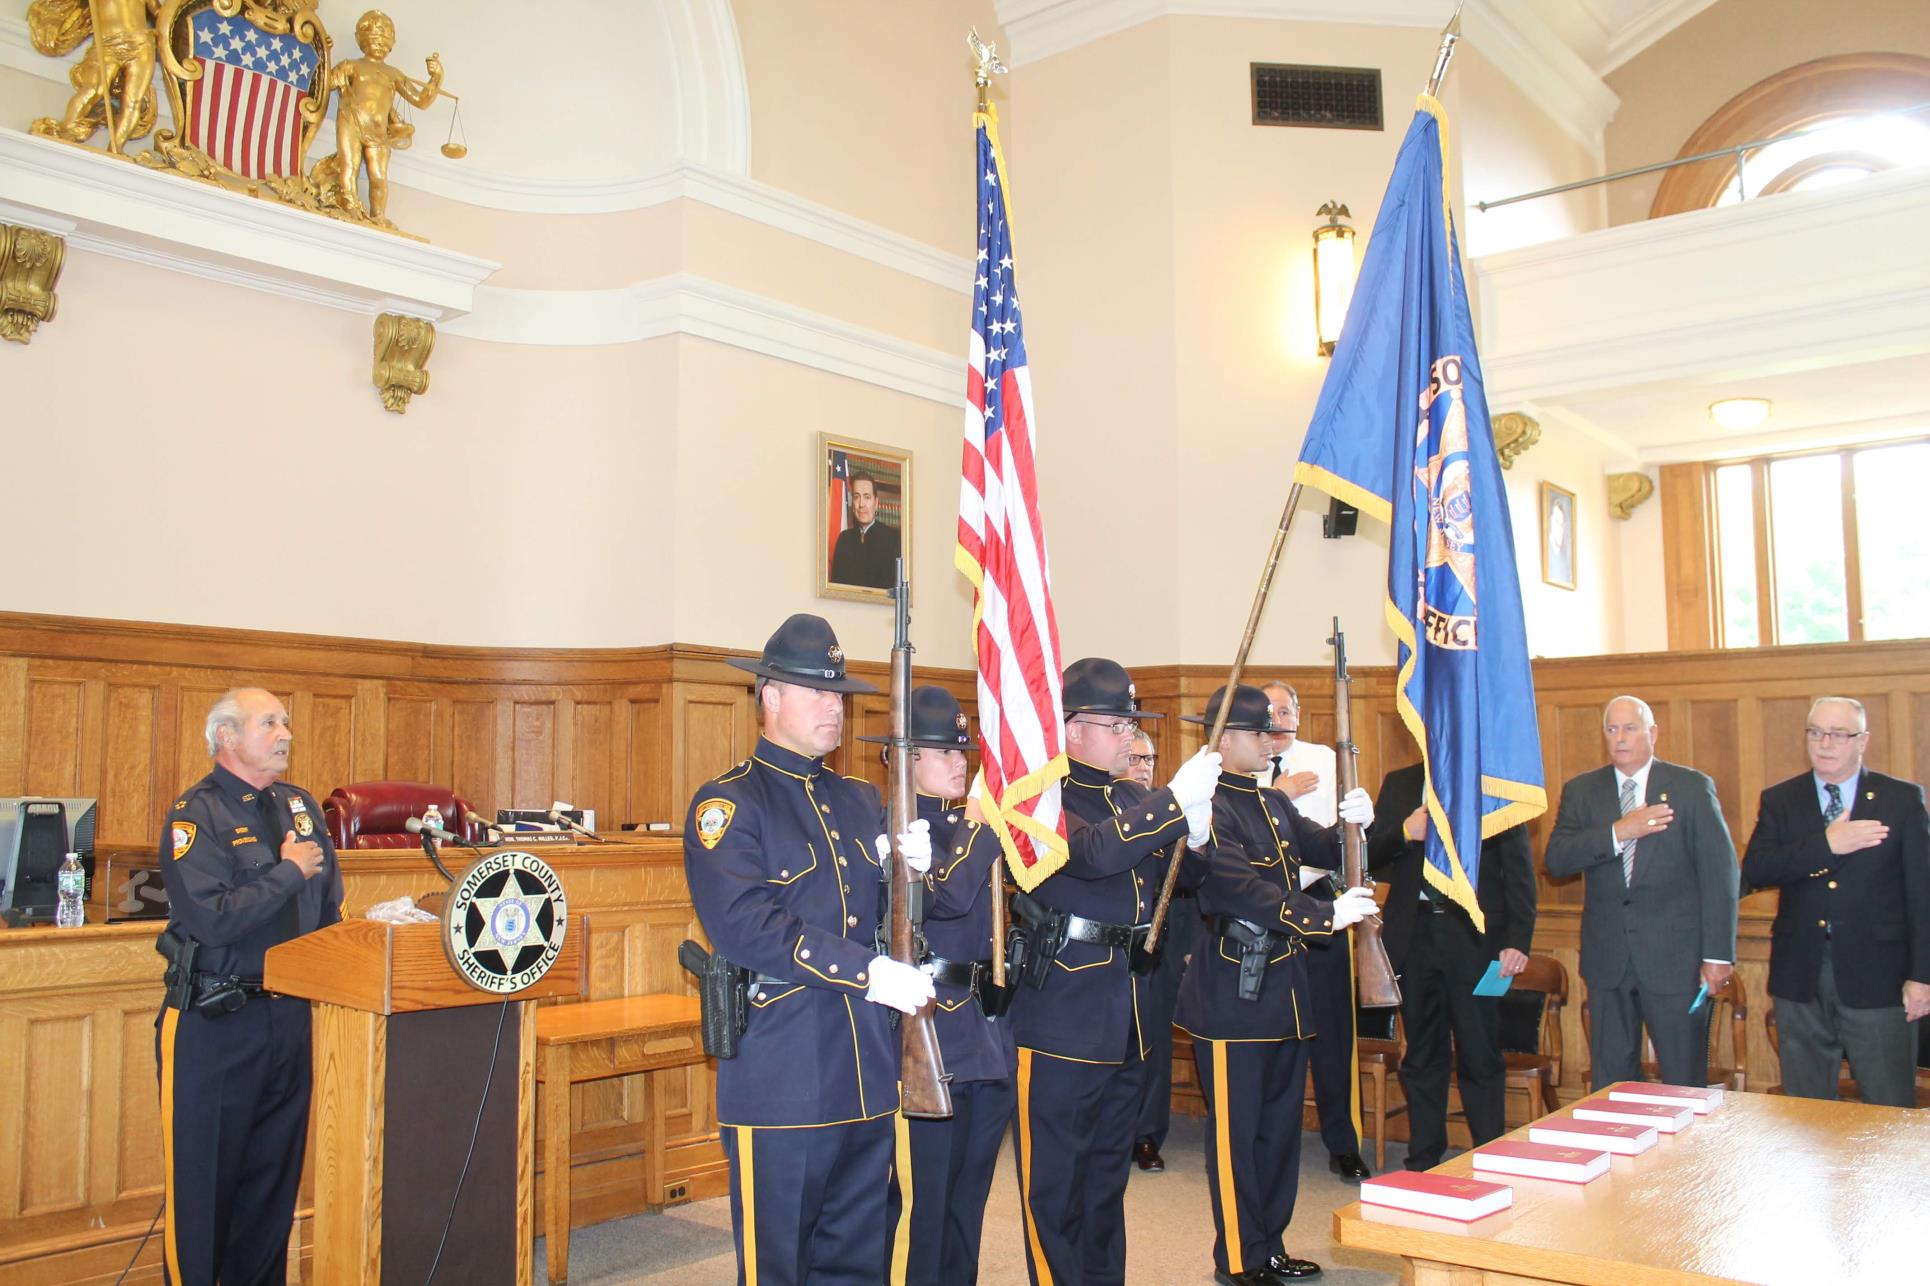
left=324, top=782, right=488, bottom=850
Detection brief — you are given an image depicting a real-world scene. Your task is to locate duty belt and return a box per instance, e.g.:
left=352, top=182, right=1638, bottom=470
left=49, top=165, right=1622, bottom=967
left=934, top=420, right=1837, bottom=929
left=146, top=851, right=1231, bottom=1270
left=923, top=954, right=995, bottom=989
left=191, top=972, right=269, bottom=999
left=1217, top=916, right=1289, bottom=1002
left=1014, top=892, right=1145, bottom=949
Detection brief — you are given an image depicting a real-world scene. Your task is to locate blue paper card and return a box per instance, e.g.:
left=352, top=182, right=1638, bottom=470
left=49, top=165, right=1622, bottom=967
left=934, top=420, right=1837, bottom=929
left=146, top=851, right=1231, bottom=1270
left=1688, top=983, right=1710, bottom=1014
left=1473, top=960, right=1513, bottom=997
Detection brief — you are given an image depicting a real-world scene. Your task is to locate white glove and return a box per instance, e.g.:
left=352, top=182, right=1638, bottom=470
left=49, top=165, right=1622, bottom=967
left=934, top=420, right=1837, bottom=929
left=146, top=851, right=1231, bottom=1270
left=1330, top=885, right=1379, bottom=931
left=1167, top=749, right=1223, bottom=812
left=1337, top=787, right=1375, bottom=828
left=864, top=955, right=936, bottom=1014
left=1185, top=800, right=1213, bottom=849
left=877, top=818, right=933, bottom=873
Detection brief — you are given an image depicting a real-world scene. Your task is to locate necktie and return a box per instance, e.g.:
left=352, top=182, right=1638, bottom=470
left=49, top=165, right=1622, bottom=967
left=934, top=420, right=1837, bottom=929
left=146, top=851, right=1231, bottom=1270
left=1618, top=776, right=1639, bottom=887
left=1269, top=755, right=1283, bottom=783
left=1823, top=782, right=1843, bottom=825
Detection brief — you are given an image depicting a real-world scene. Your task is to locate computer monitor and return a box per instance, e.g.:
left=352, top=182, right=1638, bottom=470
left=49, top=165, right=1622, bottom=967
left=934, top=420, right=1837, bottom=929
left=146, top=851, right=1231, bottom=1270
left=0, top=797, right=98, bottom=920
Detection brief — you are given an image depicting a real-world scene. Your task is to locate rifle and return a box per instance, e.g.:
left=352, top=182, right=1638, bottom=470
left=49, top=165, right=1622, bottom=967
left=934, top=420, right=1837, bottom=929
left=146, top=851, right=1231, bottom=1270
left=1330, top=617, right=1402, bottom=1009
left=888, top=560, right=953, bottom=1119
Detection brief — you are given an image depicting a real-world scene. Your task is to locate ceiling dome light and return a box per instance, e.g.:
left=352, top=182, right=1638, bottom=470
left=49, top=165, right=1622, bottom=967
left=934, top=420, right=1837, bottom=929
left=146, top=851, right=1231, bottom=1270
left=1709, top=398, right=1771, bottom=430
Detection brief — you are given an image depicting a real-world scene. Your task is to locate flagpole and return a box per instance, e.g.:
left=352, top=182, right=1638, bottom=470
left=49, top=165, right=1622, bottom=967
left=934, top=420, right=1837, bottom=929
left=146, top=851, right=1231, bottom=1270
left=1145, top=483, right=1305, bottom=946
left=968, top=28, right=1006, bottom=113
left=1425, top=2, right=1464, bottom=97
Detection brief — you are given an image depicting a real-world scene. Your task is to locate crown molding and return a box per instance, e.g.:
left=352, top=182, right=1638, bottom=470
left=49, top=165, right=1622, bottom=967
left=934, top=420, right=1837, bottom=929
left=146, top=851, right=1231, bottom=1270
left=441, top=273, right=968, bottom=409
left=0, top=126, right=498, bottom=320
left=991, top=1, right=1617, bottom=153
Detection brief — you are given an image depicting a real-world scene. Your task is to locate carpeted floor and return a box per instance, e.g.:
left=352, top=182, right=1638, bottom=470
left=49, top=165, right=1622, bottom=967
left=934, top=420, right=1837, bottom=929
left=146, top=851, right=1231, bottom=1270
left=538, top=1113, right=1411, bottom=1284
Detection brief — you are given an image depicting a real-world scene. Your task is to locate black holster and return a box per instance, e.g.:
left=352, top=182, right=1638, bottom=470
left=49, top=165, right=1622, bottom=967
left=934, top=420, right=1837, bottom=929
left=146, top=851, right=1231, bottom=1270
left=678, top=939, right=748, bottom=1059
left=1220, top=918, right=1281, bottom=1003
left=156, top=925, right=199, bottom=1012
left=1009, top=899, right=1068, bottom=991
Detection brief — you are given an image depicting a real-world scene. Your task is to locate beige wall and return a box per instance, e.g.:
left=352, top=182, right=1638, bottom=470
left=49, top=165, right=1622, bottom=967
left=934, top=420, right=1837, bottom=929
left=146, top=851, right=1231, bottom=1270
left=1451, top=44, right=1606, bottom=257
left=1503, top=426, right=1631, bottom=658
left=0, top=6, right=1624, bottom=674
left=1602, top=0, right=1930, bottom=225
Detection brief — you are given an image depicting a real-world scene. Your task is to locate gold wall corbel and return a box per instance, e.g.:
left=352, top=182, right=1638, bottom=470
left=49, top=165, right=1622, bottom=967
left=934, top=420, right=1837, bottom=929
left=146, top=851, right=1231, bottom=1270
left=1607, top=471, right=1656, bottom=519
left=1492, top=411, right=1540, bottom=469
left=0, top=223, right=66, bottom=344
left=373, top=313, right=436, bottom=413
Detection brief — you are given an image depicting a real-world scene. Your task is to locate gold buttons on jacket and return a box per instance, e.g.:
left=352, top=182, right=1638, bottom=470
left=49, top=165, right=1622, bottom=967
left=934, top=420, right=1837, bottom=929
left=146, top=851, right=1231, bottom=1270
left=1828, top=881, right=1839, bottom=889
left=800, top=948, right=811, bottom=959
left=848, top=916, right=859, bottom=927
left=828, top=964, right=839, bottom=975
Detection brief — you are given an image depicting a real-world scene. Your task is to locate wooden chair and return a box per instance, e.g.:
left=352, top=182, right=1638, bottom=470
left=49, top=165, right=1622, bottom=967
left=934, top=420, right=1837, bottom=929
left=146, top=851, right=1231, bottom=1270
left=1355, top=1012, right=1408, bottom=1170
left=1501, top=954, right=1568, bottom=1119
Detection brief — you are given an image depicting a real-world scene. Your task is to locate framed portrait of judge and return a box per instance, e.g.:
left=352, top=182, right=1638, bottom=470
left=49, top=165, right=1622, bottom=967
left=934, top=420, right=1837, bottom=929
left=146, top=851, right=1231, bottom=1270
left=817, top=433, right=911, bottom=604
left=1540, top=480, right=1576, bottom=591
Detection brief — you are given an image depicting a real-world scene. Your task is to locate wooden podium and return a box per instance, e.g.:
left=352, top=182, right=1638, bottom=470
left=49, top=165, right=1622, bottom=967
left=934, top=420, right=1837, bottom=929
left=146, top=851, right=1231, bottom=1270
left=266, top=918, right=587, bottom=1286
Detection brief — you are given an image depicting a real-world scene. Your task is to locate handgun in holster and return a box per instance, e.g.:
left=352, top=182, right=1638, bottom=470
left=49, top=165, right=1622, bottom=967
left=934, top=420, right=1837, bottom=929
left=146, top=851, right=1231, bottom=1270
left=1010, top=895, right=1068, bottom=991
left=156, top=925, right=199, bottom=1012
left=678, top=939, right=749, bottom=1059
left=1220, top=918, right=1277, bottom=1003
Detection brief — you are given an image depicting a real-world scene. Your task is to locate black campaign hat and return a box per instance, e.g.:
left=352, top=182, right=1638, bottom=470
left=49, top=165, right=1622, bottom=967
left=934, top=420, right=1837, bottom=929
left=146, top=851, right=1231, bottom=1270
left=727, top=614, right=878, bottom=693
left=1061, top=657, right=1163, bottom=721
left=859, top=686, right=975, bottom=749
left=1181, top=684, right=1281, bottom=732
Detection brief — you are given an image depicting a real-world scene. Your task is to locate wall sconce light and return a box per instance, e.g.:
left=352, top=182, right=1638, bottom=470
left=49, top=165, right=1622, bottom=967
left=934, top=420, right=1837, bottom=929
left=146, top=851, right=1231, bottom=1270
left=1313, top=200, right=1357, bottom=357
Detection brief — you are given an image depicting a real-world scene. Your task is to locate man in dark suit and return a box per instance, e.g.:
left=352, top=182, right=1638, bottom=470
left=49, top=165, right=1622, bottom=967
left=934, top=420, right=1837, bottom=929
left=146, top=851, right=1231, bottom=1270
left=1740, top=696, right=1930, bottom=1108
left=1545, top=695, right=1739, bottom=1088
left=1368, top=760, right=1537, bottom=1168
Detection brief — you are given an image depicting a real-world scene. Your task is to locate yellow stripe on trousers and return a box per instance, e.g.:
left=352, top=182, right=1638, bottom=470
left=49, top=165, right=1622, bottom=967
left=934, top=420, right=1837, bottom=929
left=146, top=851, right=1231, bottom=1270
left=1211, top=1039, right=1243, bottom=1275
left=160, top=1006, right=182, bottom=1286
left=1016, top=1049, right=1053, bottom=1284
left=1346, top=929, right=1364, bottom=1143
left=890, top=1110, right=912, bottom=1286
left=736, top=1125, right=757, bottom=1286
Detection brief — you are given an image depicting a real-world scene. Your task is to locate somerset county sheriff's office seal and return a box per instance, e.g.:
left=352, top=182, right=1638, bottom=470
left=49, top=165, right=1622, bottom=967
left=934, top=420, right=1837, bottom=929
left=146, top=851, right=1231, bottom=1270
left=441, top=850, right=569, bottom=994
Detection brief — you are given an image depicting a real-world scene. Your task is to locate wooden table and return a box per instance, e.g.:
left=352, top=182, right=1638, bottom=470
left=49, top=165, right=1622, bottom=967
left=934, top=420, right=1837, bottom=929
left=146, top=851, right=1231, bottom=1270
left=1334, top=1092, right=1930, bottom=1285
left=534, top=994, right=705, bottom=1285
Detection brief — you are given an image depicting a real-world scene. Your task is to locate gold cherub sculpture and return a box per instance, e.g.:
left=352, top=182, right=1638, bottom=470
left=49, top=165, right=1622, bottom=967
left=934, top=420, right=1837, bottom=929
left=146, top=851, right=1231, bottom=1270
left=26, top=0, right=162, bottom=154
left=310, top=10, right=445, bottom=225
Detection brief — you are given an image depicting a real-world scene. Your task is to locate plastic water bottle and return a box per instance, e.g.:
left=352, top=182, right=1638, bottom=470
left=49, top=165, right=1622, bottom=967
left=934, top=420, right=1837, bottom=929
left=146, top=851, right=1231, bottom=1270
left=55, top=852, right=85, bottom=928
left=422, top=804, right=445, bottom=842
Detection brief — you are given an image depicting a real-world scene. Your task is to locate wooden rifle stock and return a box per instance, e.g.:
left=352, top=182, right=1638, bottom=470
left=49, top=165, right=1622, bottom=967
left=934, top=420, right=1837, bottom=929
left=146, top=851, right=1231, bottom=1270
left=889, top=564, right=953, bottom=1118
left=1330, top=618, right=1401, bottom=1009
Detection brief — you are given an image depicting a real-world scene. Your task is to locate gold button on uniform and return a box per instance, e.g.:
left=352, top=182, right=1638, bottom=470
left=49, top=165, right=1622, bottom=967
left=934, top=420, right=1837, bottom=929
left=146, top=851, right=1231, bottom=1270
left=848, top=915, right=859, bottom=927
left=1828, top=880, right=1839, bottom=889
left=800, top=948, right=812, bottom=959
left=829, top=964, right=839, bottom=975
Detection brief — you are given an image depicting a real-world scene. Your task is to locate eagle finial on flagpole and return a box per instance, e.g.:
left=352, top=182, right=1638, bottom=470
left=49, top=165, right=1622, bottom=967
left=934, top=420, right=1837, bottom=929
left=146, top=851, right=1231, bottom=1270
left=968, top=29, right=1008, bottom=111
left=1425, top=2, right=1465, bottom=97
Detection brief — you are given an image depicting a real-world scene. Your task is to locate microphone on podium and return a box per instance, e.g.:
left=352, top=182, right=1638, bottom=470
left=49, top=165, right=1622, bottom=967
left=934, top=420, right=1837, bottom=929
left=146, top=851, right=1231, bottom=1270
left=460, top=809, right=503, bottom=844
left=404, top=815, right=459, bottom=881
left=547, top=805, right=608, bottom=843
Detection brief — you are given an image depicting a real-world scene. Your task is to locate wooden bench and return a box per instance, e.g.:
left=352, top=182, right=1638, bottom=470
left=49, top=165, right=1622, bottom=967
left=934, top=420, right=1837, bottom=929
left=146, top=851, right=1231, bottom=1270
left=534, top=994, right=705, bottom=1285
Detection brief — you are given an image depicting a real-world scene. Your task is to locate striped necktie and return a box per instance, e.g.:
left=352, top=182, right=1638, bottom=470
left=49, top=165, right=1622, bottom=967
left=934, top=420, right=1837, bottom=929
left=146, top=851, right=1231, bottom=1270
left=1823, top=782, right=1843, bottom=825
left=1618, top=775, right=1639, bottom=886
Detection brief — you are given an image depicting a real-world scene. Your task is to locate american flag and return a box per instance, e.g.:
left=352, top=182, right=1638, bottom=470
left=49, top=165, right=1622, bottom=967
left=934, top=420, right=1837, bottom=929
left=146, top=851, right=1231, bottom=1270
left=827, top=449, right=850, bottom=566
left=956, top=105, right=1068, bottom=891
left=184, top=9, right=319, bottom=181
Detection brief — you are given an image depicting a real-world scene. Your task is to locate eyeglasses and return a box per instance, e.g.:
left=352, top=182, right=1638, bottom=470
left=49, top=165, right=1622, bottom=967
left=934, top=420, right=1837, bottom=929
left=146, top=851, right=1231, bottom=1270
left=1072, top=717, right=1138, bottom=736
left=1125, top=753, right=1158, bottom=768
left=1804, top=727, right=1866, bottom=745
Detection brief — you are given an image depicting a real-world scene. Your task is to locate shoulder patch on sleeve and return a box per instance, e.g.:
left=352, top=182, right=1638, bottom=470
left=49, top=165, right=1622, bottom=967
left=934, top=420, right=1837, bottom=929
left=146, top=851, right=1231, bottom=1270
left=171, top=821, right=198, bottom=859
left=695, top=798, right=736, bottom=850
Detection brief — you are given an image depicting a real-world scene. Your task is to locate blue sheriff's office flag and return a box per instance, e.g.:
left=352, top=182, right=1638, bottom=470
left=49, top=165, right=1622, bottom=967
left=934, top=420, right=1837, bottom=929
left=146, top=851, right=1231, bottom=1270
left=1293, top=95, right=1546, bottom=931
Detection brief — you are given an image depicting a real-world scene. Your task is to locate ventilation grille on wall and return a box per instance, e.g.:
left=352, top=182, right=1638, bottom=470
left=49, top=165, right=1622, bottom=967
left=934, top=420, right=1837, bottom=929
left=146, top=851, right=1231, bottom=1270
left=1251, top=63, right=1383, bottom=131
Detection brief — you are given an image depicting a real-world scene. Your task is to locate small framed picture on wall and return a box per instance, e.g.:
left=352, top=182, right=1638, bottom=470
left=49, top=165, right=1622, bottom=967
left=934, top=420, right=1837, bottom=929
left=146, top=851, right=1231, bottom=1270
left=817, top=433, right=911, bottom=604
left=1540, top=481, right=1576, bottom=591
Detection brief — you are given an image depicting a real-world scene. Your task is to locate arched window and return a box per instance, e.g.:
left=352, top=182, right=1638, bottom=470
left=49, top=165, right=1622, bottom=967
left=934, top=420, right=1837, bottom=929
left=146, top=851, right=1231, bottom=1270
left=1649, top=53, right=1930, bottom=218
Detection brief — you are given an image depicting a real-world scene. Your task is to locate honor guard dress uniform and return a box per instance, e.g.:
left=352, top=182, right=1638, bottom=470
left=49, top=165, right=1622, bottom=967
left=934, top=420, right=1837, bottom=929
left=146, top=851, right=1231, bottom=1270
left=875, top=688, right=1017, bottom=1286
left=157, top=763, right=343, bottom=1286
left=1010, top=658, right=1213, bottom=1286
left=684, top=616, right=901, bottom=1286
left=1175, top=686, right=1349, bottom=1286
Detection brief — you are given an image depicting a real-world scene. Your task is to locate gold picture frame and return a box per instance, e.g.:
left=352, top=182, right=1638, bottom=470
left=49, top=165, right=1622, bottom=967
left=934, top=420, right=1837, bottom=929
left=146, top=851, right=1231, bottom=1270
left=816, top=433, right=912, bottom=604
left=1540, top=480, right=1576, bottom=591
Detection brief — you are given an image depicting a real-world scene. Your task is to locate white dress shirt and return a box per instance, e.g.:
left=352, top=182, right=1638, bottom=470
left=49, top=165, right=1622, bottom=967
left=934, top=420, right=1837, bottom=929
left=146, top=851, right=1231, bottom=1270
left=1257, top=738, right=1338, bottom=887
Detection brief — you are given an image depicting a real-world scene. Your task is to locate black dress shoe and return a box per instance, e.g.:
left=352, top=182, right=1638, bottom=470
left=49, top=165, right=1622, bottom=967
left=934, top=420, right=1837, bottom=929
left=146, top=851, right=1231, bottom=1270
left=1213, top=1270, right=1282, bottom=1285
left=1267, top=1252, right=1324, bottom=1279
left=1133, top=1138, right=1165, bottom=1172
left=1328, top=1152, right=1371, bottom=1181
